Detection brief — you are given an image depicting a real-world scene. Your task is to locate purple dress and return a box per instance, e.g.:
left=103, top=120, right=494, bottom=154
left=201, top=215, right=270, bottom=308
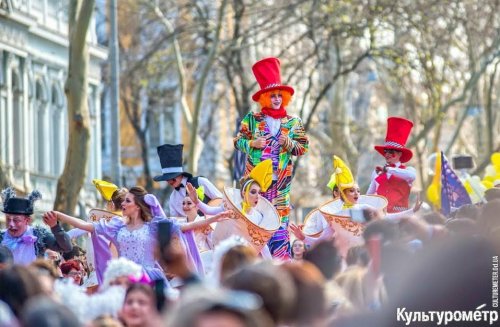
left=93, top=215, right=202, bottom=281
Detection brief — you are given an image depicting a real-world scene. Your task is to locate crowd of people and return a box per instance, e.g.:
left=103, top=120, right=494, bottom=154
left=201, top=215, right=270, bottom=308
left=1, top=57, right=499, bottom=326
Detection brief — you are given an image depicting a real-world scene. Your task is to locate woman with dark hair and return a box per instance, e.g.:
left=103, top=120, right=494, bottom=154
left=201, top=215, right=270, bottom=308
left=45, top=186, right=195, bottom=282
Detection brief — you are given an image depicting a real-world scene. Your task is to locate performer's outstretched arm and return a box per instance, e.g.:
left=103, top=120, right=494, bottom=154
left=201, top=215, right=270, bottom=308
left=44, top=211, right=95, bottom=232
left=180, top=211, right=231, bottom=232
left=386, top=166, right=416, bottom=182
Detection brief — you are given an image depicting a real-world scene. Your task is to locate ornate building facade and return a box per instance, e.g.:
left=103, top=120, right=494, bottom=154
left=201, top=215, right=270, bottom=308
left=0, top=0, right=106, bottom=213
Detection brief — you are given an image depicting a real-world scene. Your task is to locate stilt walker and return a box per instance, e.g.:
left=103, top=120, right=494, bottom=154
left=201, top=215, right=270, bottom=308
left=234, top=57, right=309, bottom=259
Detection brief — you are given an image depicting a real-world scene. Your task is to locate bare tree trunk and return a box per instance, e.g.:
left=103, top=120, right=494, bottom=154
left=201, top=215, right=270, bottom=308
left=485, top=61, right=499, bottom=155
left=53, top=0, right=94, bottom=215
left=0, top=164, right=11, bottom=190
left=152, top=3, right=193, bottom=128
left=187, top=0, right=229, bottom=174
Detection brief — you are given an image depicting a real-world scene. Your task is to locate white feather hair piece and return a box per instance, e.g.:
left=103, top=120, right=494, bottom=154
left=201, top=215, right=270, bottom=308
left=101, top=257, right=143, bottom=290
left=54, top=278, right=126, bottom=324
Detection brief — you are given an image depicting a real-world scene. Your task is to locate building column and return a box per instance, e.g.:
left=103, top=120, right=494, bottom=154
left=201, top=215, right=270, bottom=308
left=22, top=57, right=31, bottom=190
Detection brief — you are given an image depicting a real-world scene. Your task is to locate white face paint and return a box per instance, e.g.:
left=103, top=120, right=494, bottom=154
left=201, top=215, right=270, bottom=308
left=270, top=92, right=283, bottom=109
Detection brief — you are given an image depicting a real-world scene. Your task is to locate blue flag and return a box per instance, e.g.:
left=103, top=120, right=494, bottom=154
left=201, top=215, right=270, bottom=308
left=440, top=151, right=471, bottom=216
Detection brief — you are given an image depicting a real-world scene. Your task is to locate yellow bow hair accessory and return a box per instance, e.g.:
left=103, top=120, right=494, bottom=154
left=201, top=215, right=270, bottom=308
left=92, top=179, right=119, bottom=202
left=249, top=159, right=273, bottom=192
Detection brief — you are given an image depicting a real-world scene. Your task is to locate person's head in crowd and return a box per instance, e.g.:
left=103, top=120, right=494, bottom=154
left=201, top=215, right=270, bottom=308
left=421, top=211, right=446, bottom=225
left=445, top=218, right=479, bottom=236
left=453, top=203, right=480, bottom=220
left=485, top=187, right=500, bottom=202
left=122, top=187, right=152, bottom=222
left=29, top=259, right=60, bottom=295
left=0, top=246, right=13, bottom=270
left=345, top=245, right=369, bottom=267
left=102, top=257, right=143, bottom=290
left=477, top=199, right=500, bottom=235
left=280, top=261, right=326, bottom=326
left=166, top=286, right=271, bottom=327
left=212, top=236, right=257, bottom=283
left=44, top=249, right=61, bottom=266
left=21, top=295, right=81, bottom=327
left=223, top=261, right=296, bottom=325
left=119, top=283, right=158, bottom=327
left=335, top=266, right=387, bottom=311
left=220, top=245, right=257, bottom=282
left=323, top=279, right=354, bottom=321
left=304, top=240, right=343, bottom=280
left=60, top=260, right=83, bottom=286
left=62, top=244, right=85, bottom=261
left=89, top=314, right=124, bottom=327
left=362, top=219, right=399, bottom=244
left=0, top=265, right=43, bottom=317
left=387, top=236, right=495, bottom=312
left=1, top=188, right=41, bottom=238
left=108, top=188, right=128, bottom=213
left=291, top=239, right=306, bottom=260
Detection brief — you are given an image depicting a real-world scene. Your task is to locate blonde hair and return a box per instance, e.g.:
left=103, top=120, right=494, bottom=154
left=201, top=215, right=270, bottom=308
left=257, top=90, right=292, bottom=108
left=334, top=267, right=387, bottom=310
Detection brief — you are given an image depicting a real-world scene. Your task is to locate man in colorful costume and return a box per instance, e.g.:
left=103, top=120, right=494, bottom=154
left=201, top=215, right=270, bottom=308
left=0, top=187, right=72, bottom=265
left=367, top=117, right=416, bottom=213
left=234, top=57, right=309, bottom=259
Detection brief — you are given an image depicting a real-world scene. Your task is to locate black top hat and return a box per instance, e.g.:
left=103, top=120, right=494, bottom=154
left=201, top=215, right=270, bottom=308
left=1, top=188, right=42, bottom=215
left=153, top=144, right=193, bottom=182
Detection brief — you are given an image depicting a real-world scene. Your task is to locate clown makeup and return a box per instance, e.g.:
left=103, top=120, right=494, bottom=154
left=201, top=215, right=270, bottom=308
left=343, top=185, right=361, bottom=205
left=6, top=214, right=30, bottom=238
left=270, top=92, right=283, bottom=109
left=384, top=149, right=402, bottom=165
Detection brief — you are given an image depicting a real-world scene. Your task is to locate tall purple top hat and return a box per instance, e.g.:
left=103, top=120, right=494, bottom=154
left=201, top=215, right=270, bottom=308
left=153, top=144, right=193, bottom=182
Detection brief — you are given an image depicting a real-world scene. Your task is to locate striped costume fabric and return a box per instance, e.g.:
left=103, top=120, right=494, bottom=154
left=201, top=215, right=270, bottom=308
left=234, top=111, right=308, bottom=259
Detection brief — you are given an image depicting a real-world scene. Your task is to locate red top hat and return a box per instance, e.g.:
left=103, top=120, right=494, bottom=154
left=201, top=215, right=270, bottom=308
left=251, top=57, right=294, bottom=102
left=374, top=117, right=414, bottom=163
